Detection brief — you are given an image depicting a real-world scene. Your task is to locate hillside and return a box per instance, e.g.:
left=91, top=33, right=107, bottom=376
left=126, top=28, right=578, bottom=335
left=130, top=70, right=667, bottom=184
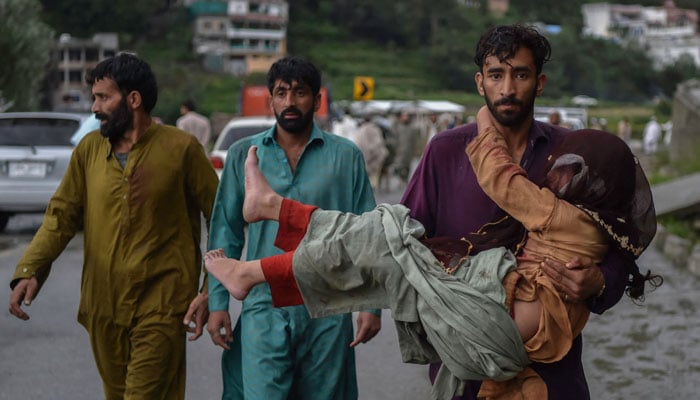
left=132, top=11, right=482, bottom=123
left=125, top=6, right=665, bottom=138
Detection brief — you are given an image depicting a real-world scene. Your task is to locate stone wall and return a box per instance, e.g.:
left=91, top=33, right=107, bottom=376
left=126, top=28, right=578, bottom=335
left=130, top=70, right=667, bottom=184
left=670, top=79, right=700, bottom=162
left=654, top=224, right=700, bottom=278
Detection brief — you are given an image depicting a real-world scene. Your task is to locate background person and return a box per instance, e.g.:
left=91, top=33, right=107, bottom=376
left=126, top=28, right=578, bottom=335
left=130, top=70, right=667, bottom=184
left=8, top=53, right=219, bottom=399
left=206, top=56, right=381, bottom=399
left=643, top=115, right=662, bottom=154
left=355, top=114, right=389, bottom=190
left=391, top=110, right=420, bottom=186
left=177, top=98, right=212, bottom=150
left=617, top=115, right=632, bottom=144
left=548, top=109, right=561, bottom=126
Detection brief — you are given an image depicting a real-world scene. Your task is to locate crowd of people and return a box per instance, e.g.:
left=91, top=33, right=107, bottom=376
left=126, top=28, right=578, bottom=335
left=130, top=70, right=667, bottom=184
left=331, top=107, right=465, bottom=192
left=8, top=23, right=662, bottom=400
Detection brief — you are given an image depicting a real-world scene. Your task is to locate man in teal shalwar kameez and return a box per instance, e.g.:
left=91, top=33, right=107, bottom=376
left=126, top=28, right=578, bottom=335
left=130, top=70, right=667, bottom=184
left=207, top=56, right=382, bottom=399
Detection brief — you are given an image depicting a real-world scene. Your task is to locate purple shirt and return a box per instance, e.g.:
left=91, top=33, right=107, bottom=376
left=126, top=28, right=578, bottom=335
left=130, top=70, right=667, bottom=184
left=401, top=121, right=630, bottom=400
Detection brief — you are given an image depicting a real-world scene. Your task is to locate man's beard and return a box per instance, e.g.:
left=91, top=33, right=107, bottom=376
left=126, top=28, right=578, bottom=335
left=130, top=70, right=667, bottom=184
left=484, top=85, right=537, bottom=129
left=96, top=97, right=134, bottom=141
left=274, top=107, right=314, bottom=134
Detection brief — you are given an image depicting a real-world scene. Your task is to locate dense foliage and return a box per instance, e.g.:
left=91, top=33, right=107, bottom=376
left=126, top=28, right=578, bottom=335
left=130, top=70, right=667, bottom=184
left=3, top=0, right=698, bottom=113
left=0, top=0, right=54, bottom=110
left=288, top=0, right=699, bottom=101
left=39, top=0, right=178, bottom=41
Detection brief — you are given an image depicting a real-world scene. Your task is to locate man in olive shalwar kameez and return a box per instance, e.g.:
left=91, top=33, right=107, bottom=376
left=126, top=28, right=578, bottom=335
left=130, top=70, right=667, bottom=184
left=8, top=53, right=219, bottom=400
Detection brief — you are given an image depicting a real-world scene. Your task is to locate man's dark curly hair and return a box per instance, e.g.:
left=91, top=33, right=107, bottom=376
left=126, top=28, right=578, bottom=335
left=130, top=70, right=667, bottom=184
left=474, top=24, right=552, bottom=74
left=86, top=52, right=158, bottom=113
left=267, top=56, right=322, bottom=96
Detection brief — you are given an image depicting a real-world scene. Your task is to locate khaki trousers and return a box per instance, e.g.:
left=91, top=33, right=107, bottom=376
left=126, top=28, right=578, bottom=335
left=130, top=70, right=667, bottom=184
left=85, top=312, right=186, bottom=400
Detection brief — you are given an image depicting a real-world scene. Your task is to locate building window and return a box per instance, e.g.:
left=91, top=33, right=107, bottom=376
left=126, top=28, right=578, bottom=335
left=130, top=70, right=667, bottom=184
left=69, top=70, right=82, bottom=82
left=85, top=48, right=99, bottom=62
left=68, top=48, right=82, bottom=61
left=104, top=49, right=116, bottom=58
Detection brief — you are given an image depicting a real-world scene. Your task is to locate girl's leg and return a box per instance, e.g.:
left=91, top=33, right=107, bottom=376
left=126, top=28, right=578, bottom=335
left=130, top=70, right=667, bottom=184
left=260, top=252, right=304, bottom=306
left=206, top=146, right=317, bottom=303
left=204, top=249, right=265, bottom=300
left=274, top=199, right=318, bottom=251
left=513, top=300, right=541, bottom=342
left=243, top=145, right=318, bottom=251
left=205, top=249, right=304, bottom=306
left=502, top=271, right=540, bottom=342
left=241, top=146, right=283, bottom=223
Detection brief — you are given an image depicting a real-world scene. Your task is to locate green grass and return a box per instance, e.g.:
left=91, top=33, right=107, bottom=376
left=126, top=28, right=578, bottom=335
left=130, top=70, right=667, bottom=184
left=307, top=41, right=439, bottom=100
left=658, top=215, right=700, bottom=243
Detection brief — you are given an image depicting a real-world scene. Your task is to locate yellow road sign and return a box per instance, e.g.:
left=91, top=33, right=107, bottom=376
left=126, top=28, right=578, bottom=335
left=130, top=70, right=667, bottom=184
left=353, top=76, right=374, bottom=101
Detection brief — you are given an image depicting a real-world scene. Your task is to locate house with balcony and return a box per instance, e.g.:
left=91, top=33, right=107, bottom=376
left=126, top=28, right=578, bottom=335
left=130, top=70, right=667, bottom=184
left=190, top=0, right=288, bottom=76
left=49, top=33, right=119, bottom=112
left=582, top=1, right=700, bottom=69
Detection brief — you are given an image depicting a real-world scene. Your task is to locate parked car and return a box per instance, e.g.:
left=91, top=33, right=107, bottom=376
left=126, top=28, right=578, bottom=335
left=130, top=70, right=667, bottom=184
left=208, top=116, right=276, bottom=177
left=70, top=113, right=101, bottom=145
left=0, top=112, right=87, bottom=231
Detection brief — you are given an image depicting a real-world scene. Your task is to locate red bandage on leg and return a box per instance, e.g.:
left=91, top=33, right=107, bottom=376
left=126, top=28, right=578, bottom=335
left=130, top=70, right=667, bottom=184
left=274, top=198, right=318, bottom=251
left=261, top=252, right=304, bottom=307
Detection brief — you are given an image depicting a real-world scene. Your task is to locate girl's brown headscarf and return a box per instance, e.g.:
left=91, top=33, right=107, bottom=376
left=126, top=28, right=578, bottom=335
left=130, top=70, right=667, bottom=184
left=545, top=129, right=656, bottom=260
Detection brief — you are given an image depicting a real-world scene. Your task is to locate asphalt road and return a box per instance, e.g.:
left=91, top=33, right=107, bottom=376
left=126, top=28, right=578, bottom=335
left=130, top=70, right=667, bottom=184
left=2, top=178, right=699, bottom=399
left=0, top=188, right=432, bottom=400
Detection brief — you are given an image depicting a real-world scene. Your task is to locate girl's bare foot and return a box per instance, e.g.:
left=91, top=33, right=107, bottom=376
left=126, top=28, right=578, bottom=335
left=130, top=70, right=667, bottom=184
left=243, top=146, right=283, bottom=223
left=204, top=249, right=253, bottom=300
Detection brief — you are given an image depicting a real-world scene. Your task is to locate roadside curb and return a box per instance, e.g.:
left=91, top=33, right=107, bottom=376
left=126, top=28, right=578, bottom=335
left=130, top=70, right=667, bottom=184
left=654, top=224, right=700, bottom=278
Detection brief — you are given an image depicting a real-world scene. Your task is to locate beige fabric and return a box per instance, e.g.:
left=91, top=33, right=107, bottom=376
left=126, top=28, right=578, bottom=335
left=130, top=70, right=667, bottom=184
left=477, top=367, right=547, bottom=400
left=176, top=111, right=211, bottom=148
left=467, top=126, right=609, bottom=399
left=467, top=126, right=608, bottom=363
left=354, top=121, right=388, bottom=187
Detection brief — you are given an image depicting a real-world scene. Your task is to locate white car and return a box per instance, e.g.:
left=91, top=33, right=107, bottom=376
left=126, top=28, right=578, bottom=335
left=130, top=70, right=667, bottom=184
left=208, top=116, right=276, bottom=177
left=0, top=112, right=88, bottom=231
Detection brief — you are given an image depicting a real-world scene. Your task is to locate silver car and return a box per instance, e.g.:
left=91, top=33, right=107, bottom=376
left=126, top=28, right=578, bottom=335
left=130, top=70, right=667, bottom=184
left=0, top=112, right=89, bottom=231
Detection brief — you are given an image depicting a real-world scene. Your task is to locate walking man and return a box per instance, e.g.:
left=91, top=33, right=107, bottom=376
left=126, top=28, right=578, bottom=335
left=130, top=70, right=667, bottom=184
left=9, top=53, right=219, bottom=399
left=206, top=56, right=381, bottom=399
left=401, top=24, right=633, bottom=399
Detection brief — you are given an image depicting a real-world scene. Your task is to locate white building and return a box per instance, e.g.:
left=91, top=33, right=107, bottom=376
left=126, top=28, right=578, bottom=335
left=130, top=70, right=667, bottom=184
left=190, top=0, right=288, bottom=75
left=50, top=33, right=119, bottom=112
left=582, top=1, right=700, bottom=69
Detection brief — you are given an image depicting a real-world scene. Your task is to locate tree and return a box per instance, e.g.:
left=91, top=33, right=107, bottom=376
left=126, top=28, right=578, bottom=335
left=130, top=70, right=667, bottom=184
left=658, top=54, right=699, bottom=98
left=40, top=0, right=175, bottom=39
left=546, top=27, right=656, bottom=102
left=0, top=0, right=54, bottom=110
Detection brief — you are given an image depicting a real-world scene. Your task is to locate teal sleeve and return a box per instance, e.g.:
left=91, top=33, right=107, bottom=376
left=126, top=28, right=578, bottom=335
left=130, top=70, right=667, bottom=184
left=207, top=145, right=247, bottom=311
